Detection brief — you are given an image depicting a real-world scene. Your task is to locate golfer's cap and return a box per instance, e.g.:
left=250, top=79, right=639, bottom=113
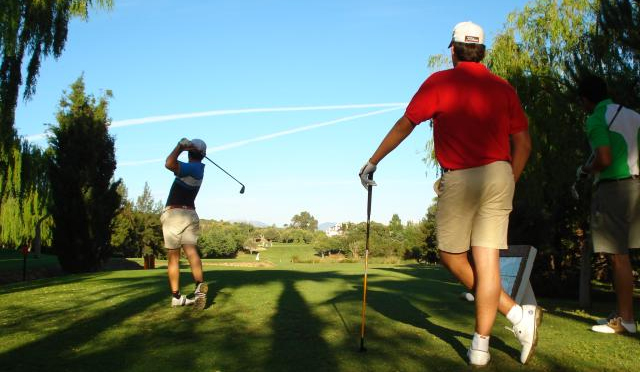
left=190, top=138, right=207, bottom=155
left=448, top=21, right=484, bottom=48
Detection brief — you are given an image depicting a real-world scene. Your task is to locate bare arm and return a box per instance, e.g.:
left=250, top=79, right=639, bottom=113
left=370, top=116, right=417, bottom=165
left=510, top=129, right=531, bottom=182
left=584, top=146, right=612, bottom=174
left=165, top=143, right=183, bottom=175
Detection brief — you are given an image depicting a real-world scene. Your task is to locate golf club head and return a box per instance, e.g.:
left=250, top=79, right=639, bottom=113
left=240, top=185, right=245, bottom=194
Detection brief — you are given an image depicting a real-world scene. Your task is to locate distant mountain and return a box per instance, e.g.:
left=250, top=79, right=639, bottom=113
left=318, top=222, right=337, bottom=231
left=230, top=220, right=269, bottom=228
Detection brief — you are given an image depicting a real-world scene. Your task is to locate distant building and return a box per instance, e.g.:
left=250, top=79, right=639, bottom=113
left=325, top=223, right=344, bottom=237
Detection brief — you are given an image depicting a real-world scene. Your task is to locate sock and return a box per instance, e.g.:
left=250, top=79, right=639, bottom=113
left=471, top=332, right=490, bottom=352
left=507, top=304, right=523, bottom=325
left=172, top=291, right=181, bottom=299
left=195, top=281, right=202, bottom=290
left=621, top=320, right=637, bottom=332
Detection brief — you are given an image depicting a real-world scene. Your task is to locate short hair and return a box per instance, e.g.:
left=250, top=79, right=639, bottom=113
left=452, top=42, right=486, bottom=62
left=188, top=150, right=204, bottom=161
left=577, top=73, right=609, bottom=104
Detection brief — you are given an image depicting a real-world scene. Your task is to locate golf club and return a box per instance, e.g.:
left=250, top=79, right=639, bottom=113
left=359, top=173, right=373, bottom=352
left=573, top=152, right=595, bottom=200
left=204, top=156, right=246, bottom=194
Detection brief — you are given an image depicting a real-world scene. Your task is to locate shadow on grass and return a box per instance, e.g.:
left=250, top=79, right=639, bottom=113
left=4, top=264, right=634, bottom=371
left=266, top=279, right=338, bottom=372
left=0, top=275, right=170, bottom=371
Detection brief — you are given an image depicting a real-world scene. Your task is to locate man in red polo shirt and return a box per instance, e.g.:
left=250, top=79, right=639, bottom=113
left=359, top=21, right=538, bottom=366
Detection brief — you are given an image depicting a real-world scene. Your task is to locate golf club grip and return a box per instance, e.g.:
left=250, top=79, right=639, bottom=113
left=366, top=173, right=373, bottom=222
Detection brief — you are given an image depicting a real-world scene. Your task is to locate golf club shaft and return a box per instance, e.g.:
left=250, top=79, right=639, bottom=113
left=204, top=156, right=245, bottom=189
left=360, top=176, right=373, bottom=350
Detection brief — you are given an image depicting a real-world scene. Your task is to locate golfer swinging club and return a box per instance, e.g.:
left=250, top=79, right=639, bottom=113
left=359, top=21, right=541, bottom=366
left=161, top=138, right=208, bottom=309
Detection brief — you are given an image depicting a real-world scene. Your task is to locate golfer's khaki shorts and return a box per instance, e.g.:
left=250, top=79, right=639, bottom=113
left=591, top=178, right=640, bottom=254
left=436, top=161, right=515, bottom=253
left=160, top=208, right=200, bottom=249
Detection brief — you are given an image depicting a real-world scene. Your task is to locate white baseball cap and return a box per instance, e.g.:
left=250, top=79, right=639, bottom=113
left=448, top=21, right=484, bottom=47
left=190, top=138, right=207, bottom=156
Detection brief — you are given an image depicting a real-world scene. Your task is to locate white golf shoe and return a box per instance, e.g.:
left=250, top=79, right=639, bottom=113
left=193, top=282, right=208, bottom=310
left=171, top=294, right=195, bottom=307
left=592, top=317, right=637, bottom=334
left=511, top=305, right=542, bottom=364
left=467, top=348, right=490, bottom=367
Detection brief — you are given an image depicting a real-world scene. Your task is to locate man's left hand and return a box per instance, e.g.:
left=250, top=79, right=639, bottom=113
left=359, top=161, right=377, bottom=190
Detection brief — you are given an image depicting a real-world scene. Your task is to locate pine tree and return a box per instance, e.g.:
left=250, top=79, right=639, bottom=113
left=47, top=76, right=121, bottom=272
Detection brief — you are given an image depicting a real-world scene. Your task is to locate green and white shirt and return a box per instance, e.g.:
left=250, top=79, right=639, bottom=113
left=586, top=99, right=640, bottom=181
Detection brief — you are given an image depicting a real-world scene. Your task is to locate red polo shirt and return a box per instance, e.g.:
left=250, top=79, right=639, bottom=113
left=405, top=62, right=528, bottom=170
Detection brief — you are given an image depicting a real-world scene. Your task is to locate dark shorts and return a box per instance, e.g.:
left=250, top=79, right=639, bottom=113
left=591, top=178, right=640, bottom=254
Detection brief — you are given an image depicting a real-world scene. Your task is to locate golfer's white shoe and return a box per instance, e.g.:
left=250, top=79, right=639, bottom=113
left=194, top=282, right=208, bottom=310
left=512, top=305, right=542, bottom=364
left=592, top=317, right=637, bottom=334
left=171, top=295, right=195, bottom=307
left=467, top=348, right=490, bottom=367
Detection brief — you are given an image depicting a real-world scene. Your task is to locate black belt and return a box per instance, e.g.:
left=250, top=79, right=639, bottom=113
left=597, top=175, right=639, bottom=185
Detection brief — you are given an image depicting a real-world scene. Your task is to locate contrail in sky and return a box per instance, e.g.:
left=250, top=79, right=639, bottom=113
left=118, top=106, right=403, bottom=167
left=25, top=102, right=406, bottom=141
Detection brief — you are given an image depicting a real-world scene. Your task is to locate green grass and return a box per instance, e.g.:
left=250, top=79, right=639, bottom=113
left=0, top=250, right=60, bottom=272
left=1, top=245, right=639, bottom=371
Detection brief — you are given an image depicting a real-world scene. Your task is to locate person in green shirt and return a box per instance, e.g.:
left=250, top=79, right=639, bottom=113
left=577, top=73, right=639, bottom=334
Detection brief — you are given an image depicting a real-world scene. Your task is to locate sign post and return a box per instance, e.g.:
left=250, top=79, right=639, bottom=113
left=22, top=244, right=29, bottom=281
left=461, top=245, right=538, bottom=305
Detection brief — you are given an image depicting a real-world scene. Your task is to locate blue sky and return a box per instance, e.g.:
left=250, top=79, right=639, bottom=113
left=16, top=0, right=530, bottom=227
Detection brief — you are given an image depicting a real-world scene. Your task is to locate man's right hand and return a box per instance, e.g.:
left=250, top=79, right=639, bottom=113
left=178, top=138, right=192, bottom=149
left=576, top=165, right=589, bottom=180
left=359, top=161, right=377, bottom=190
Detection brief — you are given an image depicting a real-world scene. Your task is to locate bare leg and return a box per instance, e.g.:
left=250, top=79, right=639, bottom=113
left=182, top=244, right=204, bottom=283
left=167, top=248, right=181, bottom=292
left=440, top=250, right=517, bottom=318
left=610, top=253, right=634, bottom=321
left=470, top=247, right=502, bottom=335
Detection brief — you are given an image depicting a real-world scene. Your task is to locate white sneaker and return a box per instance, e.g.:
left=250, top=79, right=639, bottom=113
left=171, top=295, right=195, bottom=307
left=511, top=305, right=542, bottom=364
left=467, top=348, right=490, bottom=367
left=592, top=317, right=637, bottom=334
left=194, top=282, right=208, bottom=310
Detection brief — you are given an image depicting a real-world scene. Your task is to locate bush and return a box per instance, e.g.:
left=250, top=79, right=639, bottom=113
left=199, top=229, right=237, bottom=258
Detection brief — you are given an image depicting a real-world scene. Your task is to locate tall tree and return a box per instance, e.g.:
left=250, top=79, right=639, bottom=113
left=0, top=138, right=51, bottom=248
left=388, top=214, right=403, bottom=239
left=599, top=0, right=640, bottom=56
left=486, top=0, right=597, bottom=298
left=0, top=0, right=112, bottom=251
left=290, top=211, right=318, bottom=231
left=0, top=0, right=113, bottom=147
left=47, top=76, right=120, bottom=272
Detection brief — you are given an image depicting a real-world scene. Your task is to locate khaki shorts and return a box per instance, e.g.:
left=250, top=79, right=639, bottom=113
left=436, top=161, right=515, bottom=253
left=591, top=178, right=640, bottom=254
left=160, top=208, right=200, bottom=249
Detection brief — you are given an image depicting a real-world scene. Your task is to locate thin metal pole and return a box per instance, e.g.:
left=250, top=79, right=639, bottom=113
left=359, top=176, right=373, bottom=352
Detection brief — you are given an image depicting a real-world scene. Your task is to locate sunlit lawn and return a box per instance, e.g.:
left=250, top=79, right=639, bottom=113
left=1, top=244, right=639, bottom=371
